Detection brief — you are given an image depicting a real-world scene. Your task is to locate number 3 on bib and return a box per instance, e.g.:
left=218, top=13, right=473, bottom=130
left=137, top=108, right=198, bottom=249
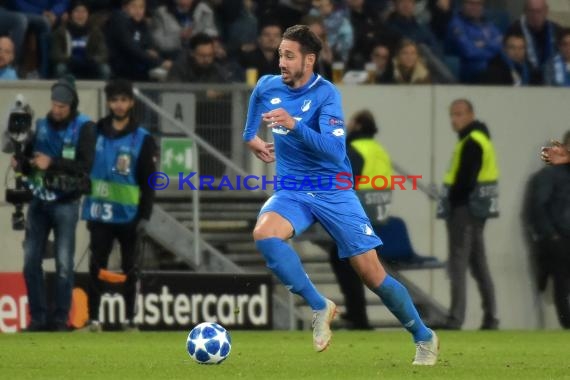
left=90, top=202, right=113, bottom=221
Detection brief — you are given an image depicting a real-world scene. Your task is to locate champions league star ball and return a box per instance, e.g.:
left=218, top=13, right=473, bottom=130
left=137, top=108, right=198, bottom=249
left=186, top=322, right=232, bottom=364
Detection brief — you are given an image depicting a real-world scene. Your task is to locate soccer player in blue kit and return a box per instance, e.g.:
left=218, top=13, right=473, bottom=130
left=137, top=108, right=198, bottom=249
left=243, top=25, right=439, bottom=365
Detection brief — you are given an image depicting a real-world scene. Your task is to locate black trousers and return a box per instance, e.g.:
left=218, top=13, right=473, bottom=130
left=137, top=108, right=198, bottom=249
left=540, top=237, right=570, bottom=329
left=327, top=245, right=371, bottom=329
left=87, top=221, right=140, bottom=321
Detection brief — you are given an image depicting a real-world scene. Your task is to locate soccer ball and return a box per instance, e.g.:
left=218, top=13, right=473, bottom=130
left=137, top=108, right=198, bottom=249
left=186, top=322, right=232, bottom=364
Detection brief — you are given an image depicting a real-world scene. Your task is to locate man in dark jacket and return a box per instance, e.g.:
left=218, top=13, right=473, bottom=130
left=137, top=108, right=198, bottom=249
left=105, top=0, right=171, bottom=81
left=480, top=32, right=539, bottom=86
left=51, top=1, right=110, bottom=79
left=167, top=32, right=229, bottom=83
left=438, top=99, right=500, bottom=330
left=506, top=0, right=561, bottom=83
left=528, top=131, right=570, bottom=329
left=81, top=79, right=156, bottom=332
left=238, top=22, right=282, bottom=78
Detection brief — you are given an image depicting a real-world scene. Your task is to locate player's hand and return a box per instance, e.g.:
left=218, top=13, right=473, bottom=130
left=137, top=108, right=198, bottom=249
left=32, top=152, right=52, bottom=170
left=246, top=136, right=275, bottom=163
left=262, top=108, right=296, bottom=130
left=541, top=140, right=570, bottom=165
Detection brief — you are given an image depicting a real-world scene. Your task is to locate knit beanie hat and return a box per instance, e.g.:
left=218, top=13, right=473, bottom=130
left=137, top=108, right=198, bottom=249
left=51, top=75, right=78, bottom=109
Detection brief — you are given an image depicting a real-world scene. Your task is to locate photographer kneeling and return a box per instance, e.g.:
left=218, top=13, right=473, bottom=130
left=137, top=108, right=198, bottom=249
left=14, top=77, right=96, bottom=332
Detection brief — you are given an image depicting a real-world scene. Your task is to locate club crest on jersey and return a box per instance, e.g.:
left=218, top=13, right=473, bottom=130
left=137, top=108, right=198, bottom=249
left=360, top=224, right=373, bottom=236
left=270, top=97, right=281, bottom=105
left=301, top=99, right=311, bottom=112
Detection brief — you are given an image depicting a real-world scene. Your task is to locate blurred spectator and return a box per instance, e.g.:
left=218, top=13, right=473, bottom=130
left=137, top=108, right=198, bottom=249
left=255, top=0, right=312, bottom=31
left=527, top=131, right=570, bottom=329
left=167, top=32, right=229, bottom=82
left=5, top=0, right=69, bottom=78
left=369, top=40, right=395, bottom=83
left=393, top=39, right=431, bottom=84
left=225, top=0, right=258, bottom=56
left=105, top=0, right=172, bottom=81
left=238, top=22, right=282, bottom=77
left=544, top=28, right=570, bottom=87
left=309, top=0, right=353, bottom=62
left=212, top=36, right=244, bottom=82
left=345, top=0, right=401, bottom=70
left=446, top=0, right=502, bottom=83
left=421, top=0, right=453, bottom=41
left=192, top=0, right=220, bottom=37
left=479, top=32, right=538, bottom=86
left=506, top=0, right=562, bottom=82
left=0, top=6, right=28, bottom=64
left=6, top=0, right=69, bottom=25
left=303, top=14, right=333, bottom=80
left=214, top=0, right=247, bottom=42
left=51, top=1, right=110, bottom=79
left=151, top=0, right=197, bottom=59
left=386, top=0, right=442, bottom=57
left=0, top=36, right=18, bottom=80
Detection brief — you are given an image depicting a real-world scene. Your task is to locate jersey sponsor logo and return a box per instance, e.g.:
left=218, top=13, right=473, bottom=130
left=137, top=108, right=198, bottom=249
left=301, top=99, right=311, bottom=112
left=270, top=97, right=281, bottom=105
left=329, top=118, right=344, bottom=126
left=272, top=126, right=290, bottom=135
left=332, top=128, right=345, bottom=137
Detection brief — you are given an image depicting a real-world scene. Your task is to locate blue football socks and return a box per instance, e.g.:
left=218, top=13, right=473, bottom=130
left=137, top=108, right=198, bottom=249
left=256, top=237, right=326, bottom=310
left=372, top=275, right=433, bottom=342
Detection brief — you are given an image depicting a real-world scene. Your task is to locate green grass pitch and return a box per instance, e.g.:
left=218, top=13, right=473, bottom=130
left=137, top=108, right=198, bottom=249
left=1, top=331, right=569, bottom=379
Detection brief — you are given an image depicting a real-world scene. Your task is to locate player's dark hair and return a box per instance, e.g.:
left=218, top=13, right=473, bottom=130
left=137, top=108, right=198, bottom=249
left=282, top=24, right=322, bottom=60
left=353, top=110, right=378, bottom=136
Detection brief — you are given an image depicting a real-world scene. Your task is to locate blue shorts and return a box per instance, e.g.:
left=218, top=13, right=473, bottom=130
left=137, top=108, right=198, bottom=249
left=259, top=190, right=383, bottom=259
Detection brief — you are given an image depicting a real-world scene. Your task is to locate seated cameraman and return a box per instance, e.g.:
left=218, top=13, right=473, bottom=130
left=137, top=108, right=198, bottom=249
left=13, top=77, right=96, bottom=332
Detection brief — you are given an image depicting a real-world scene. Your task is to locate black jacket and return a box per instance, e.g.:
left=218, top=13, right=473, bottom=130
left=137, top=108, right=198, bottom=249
left=96, top=115, right=157, bottom=221
left=448, top=120, right=491, bottom=208
left=528, top=165, right=570, bottom=239
left=105, top=10, right=162, bottom=81
left=479, top=54, right=541, bottom=86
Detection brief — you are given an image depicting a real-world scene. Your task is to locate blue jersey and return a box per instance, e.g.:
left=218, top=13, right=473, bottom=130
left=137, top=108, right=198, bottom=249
left=243, top=74, right=353, bottom=191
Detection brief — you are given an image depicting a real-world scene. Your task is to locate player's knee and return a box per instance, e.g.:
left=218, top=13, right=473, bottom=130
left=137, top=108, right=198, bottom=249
left=253, top=225, right=279, bottom=241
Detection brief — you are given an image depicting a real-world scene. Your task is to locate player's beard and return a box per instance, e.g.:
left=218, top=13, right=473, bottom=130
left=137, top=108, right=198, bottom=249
left=281, top=66, right=305, bottom=87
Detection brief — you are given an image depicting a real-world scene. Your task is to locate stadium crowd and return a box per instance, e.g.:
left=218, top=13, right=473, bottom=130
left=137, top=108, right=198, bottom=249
left=0, top=0, right=568, bottom=86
